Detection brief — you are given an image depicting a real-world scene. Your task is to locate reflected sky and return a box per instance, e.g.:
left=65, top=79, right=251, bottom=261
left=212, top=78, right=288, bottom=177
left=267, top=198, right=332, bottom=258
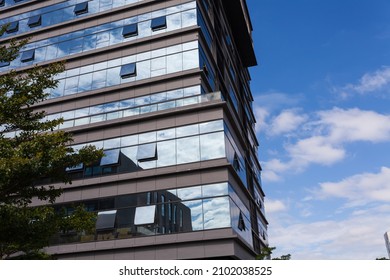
left=1, top=3, right=197, bottom=72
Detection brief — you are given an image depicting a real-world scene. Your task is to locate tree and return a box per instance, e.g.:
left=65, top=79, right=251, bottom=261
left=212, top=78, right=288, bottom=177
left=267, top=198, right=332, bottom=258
left=0, top=25, right=103, bottom=259
left=256, top=246, right=292, bottom=260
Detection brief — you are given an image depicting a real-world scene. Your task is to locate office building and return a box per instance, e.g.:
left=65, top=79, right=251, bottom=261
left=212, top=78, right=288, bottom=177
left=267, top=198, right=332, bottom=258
left=0, top=0, right=268, bottom=259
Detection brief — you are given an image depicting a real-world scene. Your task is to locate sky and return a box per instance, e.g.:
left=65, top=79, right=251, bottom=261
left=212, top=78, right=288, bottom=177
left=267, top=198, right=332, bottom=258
left=246, top=0, right=390, bottom=259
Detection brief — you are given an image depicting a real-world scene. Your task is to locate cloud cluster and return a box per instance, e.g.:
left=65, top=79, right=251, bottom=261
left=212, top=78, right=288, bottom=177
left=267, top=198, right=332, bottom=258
left=268, top=211, right=389, bottom=259
left=341, top=66, right=390, bottom=95
left=315, top=166, right=390, bottom=207
left=261, top=107, right=390, bottom=181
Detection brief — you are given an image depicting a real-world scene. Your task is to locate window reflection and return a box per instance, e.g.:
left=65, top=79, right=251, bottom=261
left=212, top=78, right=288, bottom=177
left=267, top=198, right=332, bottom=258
left=203, top=197, right=230, bottom=229
left=1, top=5, right=198, bottom=73
left=50, top=181, right=260, bottom=247
left=176, top=136, right=200, bottom=164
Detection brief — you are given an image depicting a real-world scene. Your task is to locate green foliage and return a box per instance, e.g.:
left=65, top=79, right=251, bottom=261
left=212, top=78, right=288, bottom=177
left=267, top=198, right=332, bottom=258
left=0, top=31, right=103, bottom=259
left=256, top=246, right=276, bottom=260
left=256, top=246, right=292, bottom=260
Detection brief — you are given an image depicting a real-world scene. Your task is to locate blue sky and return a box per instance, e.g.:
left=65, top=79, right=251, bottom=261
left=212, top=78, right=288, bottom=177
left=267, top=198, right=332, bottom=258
left=247, top=0, right=390, bottom=259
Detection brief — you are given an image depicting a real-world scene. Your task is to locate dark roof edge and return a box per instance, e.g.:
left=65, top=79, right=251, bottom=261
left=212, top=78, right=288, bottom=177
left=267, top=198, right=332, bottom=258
left=222, top=0, right=257, bottom=67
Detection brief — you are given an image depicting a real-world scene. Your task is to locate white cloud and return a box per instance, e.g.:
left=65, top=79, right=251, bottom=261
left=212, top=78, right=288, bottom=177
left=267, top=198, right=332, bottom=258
left=265, top=198, right=288, bottom=213
left=344, top=66, right=390, bottom=94
left=253, top=105, right=269, bottom=134
left=286, top=136, right=346, bottom=166
left=268, top=109, right=308, bottom=136
left=268, top=210, right=390, bottom=259
left=262, top=108, right=390, bottom=182
left=317, top=108, right=390, bottom=143
left=315, top=166, right=390, bottom=207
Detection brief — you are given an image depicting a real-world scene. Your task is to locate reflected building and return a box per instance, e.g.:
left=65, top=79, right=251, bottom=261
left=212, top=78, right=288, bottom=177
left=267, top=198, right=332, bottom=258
left=0, top=0, right=268, bottom=259
left=385, top=231, right=390, bottom=259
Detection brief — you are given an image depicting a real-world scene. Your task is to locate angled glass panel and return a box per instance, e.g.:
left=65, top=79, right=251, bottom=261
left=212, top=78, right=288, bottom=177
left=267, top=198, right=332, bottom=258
left=0, top=61, right=10, bottom=68
left=137, top=143, right=157, bottom=162
left=65, top=163, right=84, bottom=172
left=74, top=2, right=88, bottom=15
left=20, top=49, right=35, bottom=62
left=27, top=15, right=41, bottom=28
left=73, top=2, right=88, bottom=16
left=122, top=23, right=138, bottom=38
left=134, top=205, right=156, bottom=225
left=151, top=16, right=167, bottom=31
left=100, top=149, right=120, bottom=166
left=6, top=21, right=19, bottom=33
left=96, top=210, right=117, bottom=231
left=120, top=63, right=136, bottom=79
left=238, top=212, right=246, bottom=231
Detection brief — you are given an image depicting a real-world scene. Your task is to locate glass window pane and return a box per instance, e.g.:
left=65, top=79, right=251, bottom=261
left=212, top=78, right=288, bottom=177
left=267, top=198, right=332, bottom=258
left=138, top=131, right=156, bottom=144
left=74, top=2, right=88, bottom=15
left=200, top=132, right=225, bottom=160
left=96, top=210, right=117, bottom=230
left=182, top=200, right=203, bottom=231
left=157, top=140, right=176, bottom=167
left=100, top=149, right=120, bottom=166
left=121, top=135, right=138, bottom=147
left=27, top=15, right=41, bottom=27
left=134, top=205, right=156, bottom=225
left=176, top=136, right=200, bottom=164
left=101, top=138, right=119, bottom=150
left=122, top=23, right=138, bottom=37
left=137, top=143, right=157, bottom=161
left=157, top=128, right=175, bottom=140
left=120, top=63, right=136, bottom=79
left=203, top=197, right=230, bottom=229
left=151, top=16, right=167, bottom=31
left=177, top=186, right=202, bottom=200
left=166, top=53, right=182, bottom=74
left=6, top=21, right=19, bottom=33
left=183, top=49, right=199, bottom=70
left=20, top=49, right=35, bottom=62
left=176, top=124, right=199, bottom=138
left=199, top=120, right=224, bottom=133
left=202, top=182, right=229, bottom=197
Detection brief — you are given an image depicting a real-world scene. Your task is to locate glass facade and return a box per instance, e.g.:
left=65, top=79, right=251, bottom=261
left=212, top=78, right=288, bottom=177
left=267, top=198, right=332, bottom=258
left=44, top=41, right=199, bottom=99
left=66, top=120, right=227, bottom=177
left=0, top=0, right=149, bottom=39
left=51, top=182, right=254, bottom=248
left=1, top=3, right=197, bottom=70
left=1, top=0, right=266, bottom=258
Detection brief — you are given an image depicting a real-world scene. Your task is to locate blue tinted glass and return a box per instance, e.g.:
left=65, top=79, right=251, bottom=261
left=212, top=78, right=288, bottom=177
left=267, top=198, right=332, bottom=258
left=0, top=61, right=10, bottom=67
left=120, top=63, right=136, bottom=78
left=27, top=15, right=41, bottom=27
left=74, top=2, right=88, bottom=15
left=20, top=49, right=35, bottom=62
left=122, top=23, right=138, bottom=37
left=0, top=0, right=4, bottom=6
left=137, top=143, right=157, bottom=162
left=151, top=16, right=166, bottom=30
left=100, top=149, right=120, bottom=166
left=6, top=21, right=18, bottom=33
